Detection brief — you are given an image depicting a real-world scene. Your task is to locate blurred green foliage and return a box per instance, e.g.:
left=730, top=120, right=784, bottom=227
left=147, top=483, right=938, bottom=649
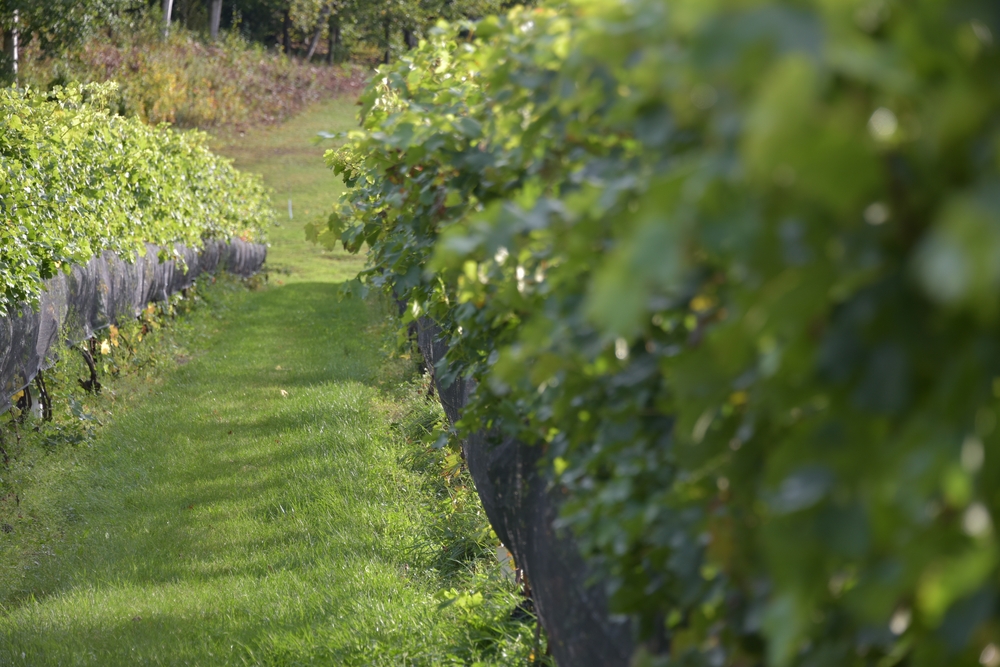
left=321, top=0, right=1000, bottom=664
left=0, top=83, right=272, bottom=314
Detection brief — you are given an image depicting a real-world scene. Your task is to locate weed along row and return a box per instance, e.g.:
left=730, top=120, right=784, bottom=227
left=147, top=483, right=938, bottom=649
left=322, top=0, right=1000, bottom=664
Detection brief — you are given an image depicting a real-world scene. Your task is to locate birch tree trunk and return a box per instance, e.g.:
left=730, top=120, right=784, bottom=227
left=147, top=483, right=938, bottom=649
left=2, top=10, right=18, bottom=81
left=163, top=0, right=174, bottom=36
left=209, top=0, right=223, bottom=40
left=304, top=3, right=333, bottom=61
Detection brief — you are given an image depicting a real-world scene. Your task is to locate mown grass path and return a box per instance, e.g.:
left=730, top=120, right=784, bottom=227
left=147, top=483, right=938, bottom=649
left=0, top=100, right=477, bottom=665
left=212, top=96, right=366, bottom=284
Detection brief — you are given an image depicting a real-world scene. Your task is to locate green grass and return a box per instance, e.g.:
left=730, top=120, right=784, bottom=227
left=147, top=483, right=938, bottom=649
left=0, top=97, right=542, bottom=665
left=211, top=96, right=366, bottom=285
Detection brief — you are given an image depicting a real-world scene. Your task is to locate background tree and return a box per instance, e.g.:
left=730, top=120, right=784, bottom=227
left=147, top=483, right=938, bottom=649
left=214, top=0, right=520, bottom=63
left=209, top=0, right=222, bottom=39
left=0, top=0, right=140, bottom=81
left=0, top=0, right=530, bottom=80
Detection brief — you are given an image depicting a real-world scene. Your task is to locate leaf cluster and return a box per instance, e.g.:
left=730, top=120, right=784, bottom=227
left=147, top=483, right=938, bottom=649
left=323, top=1, right=1000, bottom=665
left=0, top=82, right=272, bottom=315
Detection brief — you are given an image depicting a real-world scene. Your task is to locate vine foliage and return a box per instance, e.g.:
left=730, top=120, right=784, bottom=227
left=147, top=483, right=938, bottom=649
left=0, top=83, right=272, bottom=315
left=320, top=1, right=1000, bottom=664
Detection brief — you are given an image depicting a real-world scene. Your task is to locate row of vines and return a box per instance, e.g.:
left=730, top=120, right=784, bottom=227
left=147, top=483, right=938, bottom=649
left=0, top=83, right=272, bottom=315
left=319, top=0, right=1000, bottom=664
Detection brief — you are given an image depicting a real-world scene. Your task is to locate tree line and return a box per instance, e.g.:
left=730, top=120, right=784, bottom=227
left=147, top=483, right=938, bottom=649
left=0, top=0, right=521, bottom=80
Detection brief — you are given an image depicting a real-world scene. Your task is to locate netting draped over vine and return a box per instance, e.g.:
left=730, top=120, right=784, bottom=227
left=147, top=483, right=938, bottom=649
left=0, top=239, right=266, bottom=414
left=416, top=319, right=636, bottom=666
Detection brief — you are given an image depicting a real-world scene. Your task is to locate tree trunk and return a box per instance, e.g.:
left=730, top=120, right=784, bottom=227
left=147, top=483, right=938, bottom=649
left=163, top=0, right=174, bottom=36
left=282, top=8, right=291, bottom=54
left=383, top=17, right=391, bottom=64
left=2, top=10, right=19, bottom=81
left=305, top=2, right=333, bottom=61
left=209, top=0, right=223, bottom=40
left=326, top=16, right=340, bottom=64
left=403, top=27, right=416, bottom=49
left=2, top=31, right=13, bottom=81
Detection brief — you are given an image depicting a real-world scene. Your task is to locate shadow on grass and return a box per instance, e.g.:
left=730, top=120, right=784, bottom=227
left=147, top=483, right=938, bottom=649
left=0, top=281, right=433, bottom=665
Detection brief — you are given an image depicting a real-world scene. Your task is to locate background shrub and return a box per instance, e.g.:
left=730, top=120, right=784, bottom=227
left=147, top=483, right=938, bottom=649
left=20, top=19, right=364, bottom=129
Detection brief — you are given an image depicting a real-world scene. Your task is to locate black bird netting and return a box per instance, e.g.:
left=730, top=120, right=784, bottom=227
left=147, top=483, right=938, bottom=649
left=0, top=238, right=266, bottom=414
left=416, top=319, right=635, bottom=667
